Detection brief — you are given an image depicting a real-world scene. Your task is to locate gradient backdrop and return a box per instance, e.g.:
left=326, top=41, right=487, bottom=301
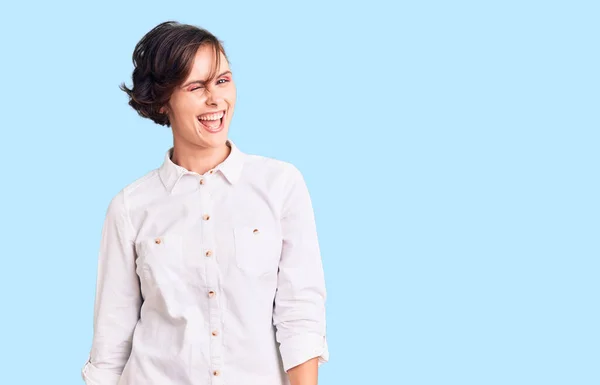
left=0, top=1, right=598, bottom=384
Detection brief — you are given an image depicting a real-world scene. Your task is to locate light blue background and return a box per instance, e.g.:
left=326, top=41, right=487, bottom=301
left=0, top=1, right=598, bottom=384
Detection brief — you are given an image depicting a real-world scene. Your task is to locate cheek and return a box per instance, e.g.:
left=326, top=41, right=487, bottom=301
left=172, top=102, right=195, bottom=120
left=228, top=92, right=237, bottom=108
left=227, top=84, right=237, bottom=103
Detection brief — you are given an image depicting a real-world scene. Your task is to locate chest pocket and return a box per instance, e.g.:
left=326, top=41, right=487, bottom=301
left=233, top=225, right=282, bottom=276
left=136, top=234, right=184, bottom=286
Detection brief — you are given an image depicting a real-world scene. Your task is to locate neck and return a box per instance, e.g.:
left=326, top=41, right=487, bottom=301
left=171, top=138, right=231, bottom=175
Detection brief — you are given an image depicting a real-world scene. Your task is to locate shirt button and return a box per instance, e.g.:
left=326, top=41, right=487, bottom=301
left=209, top=169, right=215, bottom=174
left=253, top=228, right=259, bottom=234
left=205, top=250, right=213, bottom=257
left=213, top=370, right=220, bottom=376
left=199, top=178, right=205, bottom=185
left=203, top=214, right=211, bottom=221
left=208, top=290, right=216, bottom=297
left=212, top=330, right=219, bottom=336
left=154, top=238, right=162, bottom=244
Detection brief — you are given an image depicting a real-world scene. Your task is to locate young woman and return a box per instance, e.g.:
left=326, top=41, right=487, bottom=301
left=81, top=21, right=329, bottom=385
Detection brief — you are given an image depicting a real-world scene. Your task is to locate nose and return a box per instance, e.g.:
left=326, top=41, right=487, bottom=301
left=204, top=86, right=223, bottom=106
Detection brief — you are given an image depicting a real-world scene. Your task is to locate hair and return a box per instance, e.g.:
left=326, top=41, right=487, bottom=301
left=119, top=21, right=229, bottom=127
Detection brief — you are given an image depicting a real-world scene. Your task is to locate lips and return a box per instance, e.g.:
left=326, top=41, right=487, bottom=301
left=197, top=110, right=226, bottom=133
left=197, top=110, right=225, bottom=120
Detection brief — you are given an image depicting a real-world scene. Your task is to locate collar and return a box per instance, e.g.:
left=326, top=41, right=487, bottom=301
left=158, top=139, right=245, bottom=194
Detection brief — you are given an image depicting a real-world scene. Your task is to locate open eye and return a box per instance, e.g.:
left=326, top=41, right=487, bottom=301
left=217, top=78, right=230, bottom=85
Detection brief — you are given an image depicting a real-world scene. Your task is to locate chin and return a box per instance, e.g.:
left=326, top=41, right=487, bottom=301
left=197, top=126, right=229, bottom=145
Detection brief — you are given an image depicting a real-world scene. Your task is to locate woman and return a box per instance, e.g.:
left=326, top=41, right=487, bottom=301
left=81, top=21, right=329, bottom=385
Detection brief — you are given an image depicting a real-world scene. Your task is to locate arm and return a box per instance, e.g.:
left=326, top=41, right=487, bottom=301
left=273, top=165, right=329, bottom=384
left=81, top=190, right=142, bottom=385
left=287, top=357, right=319, bottom=385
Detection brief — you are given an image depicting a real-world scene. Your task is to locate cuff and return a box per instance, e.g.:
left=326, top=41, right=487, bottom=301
left=81, top=359, right=121, bottom=385
left=279, top=333, right=329, bottom=372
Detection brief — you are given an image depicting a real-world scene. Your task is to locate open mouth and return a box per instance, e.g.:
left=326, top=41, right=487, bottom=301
left=197, top=110, right=225, bottom=133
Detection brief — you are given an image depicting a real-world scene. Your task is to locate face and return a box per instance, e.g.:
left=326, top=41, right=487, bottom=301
left=160, top=44, right=236, bottom=150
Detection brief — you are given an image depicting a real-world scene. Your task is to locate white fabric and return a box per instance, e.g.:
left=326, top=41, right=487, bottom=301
left=82, top=139, right=329, bottom=385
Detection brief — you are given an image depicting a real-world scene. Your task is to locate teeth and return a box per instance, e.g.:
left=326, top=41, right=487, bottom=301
left=198, top=111, right=224, bottom=121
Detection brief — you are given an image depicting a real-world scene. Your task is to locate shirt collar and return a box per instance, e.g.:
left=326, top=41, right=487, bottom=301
left=158, top=139, right=245, bottom=194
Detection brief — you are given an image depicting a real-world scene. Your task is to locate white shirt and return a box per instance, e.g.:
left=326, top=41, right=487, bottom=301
left=82, top=139, right=329, bottom=385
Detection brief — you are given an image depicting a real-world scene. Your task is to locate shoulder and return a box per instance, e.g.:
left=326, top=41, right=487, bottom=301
left=242, top=153, right=304, bottom=185
left=106, top=168, right=162, bottom=214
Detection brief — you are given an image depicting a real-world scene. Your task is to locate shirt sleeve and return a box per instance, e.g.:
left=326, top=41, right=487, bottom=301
left=273, top=164, right=330, bottom=372
left=81, top=190, right=142, bottom=385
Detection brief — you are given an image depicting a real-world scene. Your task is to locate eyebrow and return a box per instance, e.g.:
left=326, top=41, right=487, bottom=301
left=181, top=71, right=232, bottom=88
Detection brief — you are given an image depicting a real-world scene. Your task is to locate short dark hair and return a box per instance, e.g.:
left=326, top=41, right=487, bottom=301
left=119, top=21, right=229, bottom=127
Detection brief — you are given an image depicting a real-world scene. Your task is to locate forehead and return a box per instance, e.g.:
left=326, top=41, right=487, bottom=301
left=188, top=45, right=230, bottom=79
